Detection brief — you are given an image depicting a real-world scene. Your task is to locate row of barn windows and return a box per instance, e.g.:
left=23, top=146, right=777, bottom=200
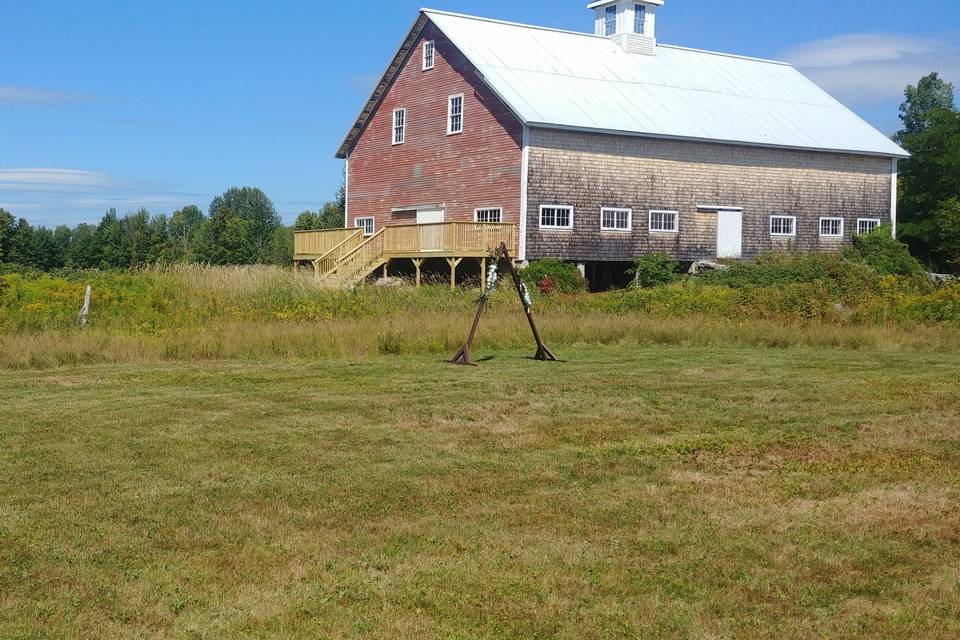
left=540, top=206, right=883, bottom=237
left=392, top=96, right=463, bottom=144
left=353, top=208, right=504, bottom=237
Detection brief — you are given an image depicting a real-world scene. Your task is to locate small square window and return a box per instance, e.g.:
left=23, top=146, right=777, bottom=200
left=770, top=215, right=796, bottom=236
left=820, top=217, right=844, bottom=238
left=422, top=40, right=435, bottom=70
left=601, top=207, right=632, bottom=231
left=649, top=209, right=679, bottom=233
left=475, top=208, right=502, bottom=223
left=447, top=94, right=463, bottom=135
left=392, top=108, right=405, bottom=145
left=857, top=218, right=881, bottom=235
left=539, top=205, right=574, bottom=230
left=355, top=217, right=375, bottom=237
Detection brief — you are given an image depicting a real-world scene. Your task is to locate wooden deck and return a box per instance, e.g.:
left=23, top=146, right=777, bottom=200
left=294, top=222, right=516, bottom=287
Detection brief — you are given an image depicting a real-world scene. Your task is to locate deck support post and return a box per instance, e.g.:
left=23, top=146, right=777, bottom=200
left=480, top=257, right=487, bottom=290
left=382, top=260, right=389, bottom=279
left=313, top=260, right=321, bottom=279
left=412, top=258, right=424, bottom=288
left=447, top=258, right=463, bottom=290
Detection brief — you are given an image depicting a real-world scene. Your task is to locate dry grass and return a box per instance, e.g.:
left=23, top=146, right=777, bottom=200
left=2, top=312, right=960, bottom=370
left=1, top=344, right=959, bottom=638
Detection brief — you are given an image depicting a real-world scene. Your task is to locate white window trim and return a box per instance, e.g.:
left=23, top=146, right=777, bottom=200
left=857, top=217, right=882, bottom=235
left=539, top=205, right=574, bottom=230
left=770, top=215, right=797, bottom=237
left=819, top=216, right=844, bottom=238
left=649, top=209, right=679, bottom=234
left=355, top=217, right=375, bottom=237
left=599, top=207, right=632, bottom=232
left=392, top=108, right=405, bottom=146
left=447, top=93, right=464, bottom=135
left=422, top=40, right=435, bottom=71
left=474, top=207, right=503, bottom=223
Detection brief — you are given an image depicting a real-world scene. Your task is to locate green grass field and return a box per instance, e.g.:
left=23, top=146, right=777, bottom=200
left=2, top=344, right=959, bottom=639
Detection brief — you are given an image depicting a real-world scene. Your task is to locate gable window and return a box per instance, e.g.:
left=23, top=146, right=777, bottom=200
left=355, top=217, right=375, bottom=237
left=540, top=205, right=574, bottom=230
left=604, top=6, right=617, bottom=36
left=447, top=94, right=464, bottom=135
left=601, top=207, right=632, bottom=232
left=422, top=40, right=435, bottom=71
left=475, top=208, right=502, bottom=223
left=820, top=217, right=844, bottom=238
left=392, top=108, right=406, bottom=145
left=770, top=215, right=796, bottom=236
left=634, top=4, right=646, bottom=34
left=649, top=209, right=679, bottom=233
left=857, top=218, right=881, bottom=235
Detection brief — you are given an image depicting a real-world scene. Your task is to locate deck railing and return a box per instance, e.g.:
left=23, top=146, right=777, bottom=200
left=381, top=222, right=516, bottom=256
left=314, top=231, right=366, bottom=277
left=294, top=228, right=363, bottom=260
left=335, top=229, right=386, bottom=283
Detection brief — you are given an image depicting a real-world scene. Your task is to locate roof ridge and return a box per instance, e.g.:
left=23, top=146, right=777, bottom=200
left=422, top=8, right=792, bottom=67
left=420, top=8, right=605, bottom=40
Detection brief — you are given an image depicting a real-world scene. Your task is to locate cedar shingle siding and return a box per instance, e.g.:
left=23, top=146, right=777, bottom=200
left=525, top=128, right=892, bottom=262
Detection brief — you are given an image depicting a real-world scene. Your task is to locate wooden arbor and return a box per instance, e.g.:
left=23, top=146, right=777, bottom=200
left=451, top=243, right=559, bottom=366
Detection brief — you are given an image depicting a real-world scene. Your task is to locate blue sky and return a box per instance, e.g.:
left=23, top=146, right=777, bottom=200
left=2, top=0, right=958, bottom=227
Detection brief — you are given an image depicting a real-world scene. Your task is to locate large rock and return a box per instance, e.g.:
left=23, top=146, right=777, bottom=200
left=929, top=273, right=958, bottom=285
left=374, top=277, right=408, bottom=289
left=689, top=260, right=731, bottom=275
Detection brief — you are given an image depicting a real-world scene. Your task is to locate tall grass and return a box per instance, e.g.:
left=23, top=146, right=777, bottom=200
left=2, top=263, right=960, bottom=369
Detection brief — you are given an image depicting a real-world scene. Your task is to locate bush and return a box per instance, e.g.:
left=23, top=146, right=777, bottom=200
left=628, top=253, right=681, bottom=288
left=844, top=225, right=926, bottom=276
left=520, top=259, right=587, bottom=294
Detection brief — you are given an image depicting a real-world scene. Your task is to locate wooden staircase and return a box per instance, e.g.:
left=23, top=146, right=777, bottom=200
left=314, top=229, right=387, bottom=287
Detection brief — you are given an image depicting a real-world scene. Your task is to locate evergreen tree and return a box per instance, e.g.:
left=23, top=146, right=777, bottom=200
left=67, top=224, right=98, bottom=269
left=0, top=209, right=14, bottom=263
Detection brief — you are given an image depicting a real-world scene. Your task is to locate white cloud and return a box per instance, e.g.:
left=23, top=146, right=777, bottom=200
left=784, top=32, right=960, bottom=107
left=0, top=169, right=113, bottom=191
left=0, top=85, right=92, bottom=105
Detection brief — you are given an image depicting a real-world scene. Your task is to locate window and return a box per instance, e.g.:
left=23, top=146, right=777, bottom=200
left=601, top=207, right=632, bottom=232
left=355, top=217, right=375, bottom=237
left=422, top=40, right=435, bottom=70
left=820, top=217, right=844, bottom=238
left=634, top=4, right=646, bottom=34
left=539, top=205, right=574, bottom=230
left=770, top=215, right=796, bottom=236
left=475, top=208, right=502, bottom=223
left=392, top=108, right=405, bottom=145
left=604, top=5, right=617, bottom=36
left=447, top=94, right=463, bottom=135
left=649, top=209, right=679, bottom=233
left=857, top=218, right=881, bottom=235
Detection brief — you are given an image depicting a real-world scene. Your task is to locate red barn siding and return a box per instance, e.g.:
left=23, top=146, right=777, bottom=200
left=346, top=23, right=523, bottom=240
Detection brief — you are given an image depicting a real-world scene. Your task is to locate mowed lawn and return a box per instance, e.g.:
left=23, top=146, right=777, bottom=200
left=1, top=345, right=959, bottom=639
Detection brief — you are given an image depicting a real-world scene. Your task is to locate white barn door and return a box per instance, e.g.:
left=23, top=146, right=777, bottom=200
left=717, top=210, right=743, bottom=259
left=417, top=208, right=445, bottom=252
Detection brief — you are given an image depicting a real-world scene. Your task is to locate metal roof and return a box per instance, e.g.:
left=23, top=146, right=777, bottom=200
left=419, top=9, right=908, bottom=158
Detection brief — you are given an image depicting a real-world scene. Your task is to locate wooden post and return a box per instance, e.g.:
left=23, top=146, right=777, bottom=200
left=313, top=260, right=321, bottom=279
left=382, top=259, right=389, bottom=279
left=447, top=258, right=463, bottom=290
left=78, top=285, right=91, bottom=329
left=480, top=257, right=487, bottom=291
left=412, top=258, right=423, bottom=288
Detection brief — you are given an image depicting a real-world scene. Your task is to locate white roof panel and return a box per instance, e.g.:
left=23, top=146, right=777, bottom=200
left=424, top=9, right=908, bottom=158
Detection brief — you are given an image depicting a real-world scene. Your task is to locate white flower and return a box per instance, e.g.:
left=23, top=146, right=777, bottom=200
left=519, top=282, right=533, bottom=310
left=484, top=262, right=499, bottom=295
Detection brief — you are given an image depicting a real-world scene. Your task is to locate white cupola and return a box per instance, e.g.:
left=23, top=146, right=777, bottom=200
left=588, top=0, right=663, bottom=55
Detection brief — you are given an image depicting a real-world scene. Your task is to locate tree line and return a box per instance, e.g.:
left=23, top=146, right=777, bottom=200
left=0, top=184, right=345, bottom=270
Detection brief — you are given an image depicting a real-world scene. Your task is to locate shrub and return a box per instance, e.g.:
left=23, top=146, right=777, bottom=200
left=628, top=253, right=681, bottom=288
left=520, top=259, right=587, bottom=294
left=844, top=225, right=925, bottom=276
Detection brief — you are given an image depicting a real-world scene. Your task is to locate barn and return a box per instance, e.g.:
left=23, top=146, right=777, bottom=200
left=297, top=1, right=909, bottom=289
